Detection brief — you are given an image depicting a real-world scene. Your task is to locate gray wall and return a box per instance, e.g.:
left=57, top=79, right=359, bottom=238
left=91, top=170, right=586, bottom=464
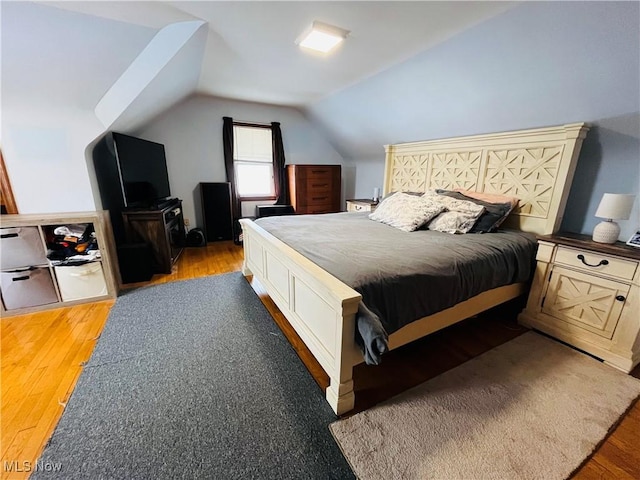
left=306, top=1, right=639, bottom=241
left=135, top=95, right=346, bottom=229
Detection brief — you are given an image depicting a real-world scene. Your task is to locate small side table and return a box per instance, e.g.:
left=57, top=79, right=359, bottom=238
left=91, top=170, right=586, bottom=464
left=346, top=199, right=378, bottom=213
left=518, top=231, right=640, bottom=373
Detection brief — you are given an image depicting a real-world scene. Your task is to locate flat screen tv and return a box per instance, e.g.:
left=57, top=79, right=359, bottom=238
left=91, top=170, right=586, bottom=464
left=112, top=132, right=171, bottom=207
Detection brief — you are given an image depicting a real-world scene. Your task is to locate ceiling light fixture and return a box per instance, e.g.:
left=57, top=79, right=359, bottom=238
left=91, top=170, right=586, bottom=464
left=297, top=21, right=349, bottom=54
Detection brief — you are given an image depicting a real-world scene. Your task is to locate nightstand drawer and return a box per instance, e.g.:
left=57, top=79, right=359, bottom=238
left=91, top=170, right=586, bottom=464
left=554, top=246, right=637, bottom=281
left=349, top=203, right=370, bottom=212
left=346, top=200, right=377, bottom=213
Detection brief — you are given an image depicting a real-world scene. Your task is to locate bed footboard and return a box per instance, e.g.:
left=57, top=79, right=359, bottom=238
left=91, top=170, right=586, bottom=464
left=240, top=219, right=362, bottom=415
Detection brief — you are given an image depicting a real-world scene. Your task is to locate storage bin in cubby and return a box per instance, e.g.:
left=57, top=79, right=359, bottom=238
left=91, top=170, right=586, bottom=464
left=54, top=262, right=108, bottom=302
left=0, top=267, right=59, bottom=310
left=0, top=226, right=48, bottom=269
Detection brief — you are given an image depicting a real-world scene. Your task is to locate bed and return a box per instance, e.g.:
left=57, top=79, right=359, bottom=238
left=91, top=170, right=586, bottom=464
left=239, top=123, right=589, bottom=415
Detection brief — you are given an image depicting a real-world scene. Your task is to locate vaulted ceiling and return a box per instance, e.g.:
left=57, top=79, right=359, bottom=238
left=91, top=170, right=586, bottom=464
left=2, top=1, right=518, bottom=129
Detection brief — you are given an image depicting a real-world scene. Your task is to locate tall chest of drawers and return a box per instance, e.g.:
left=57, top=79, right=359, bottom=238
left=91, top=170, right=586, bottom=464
left=287, top=164, right=341, bottom=214
left=518, top=232, right=640, bottom=373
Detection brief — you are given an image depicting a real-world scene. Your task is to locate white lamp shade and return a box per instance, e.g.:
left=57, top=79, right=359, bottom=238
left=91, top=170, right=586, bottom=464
left=594, top=193, right=636, bottom=220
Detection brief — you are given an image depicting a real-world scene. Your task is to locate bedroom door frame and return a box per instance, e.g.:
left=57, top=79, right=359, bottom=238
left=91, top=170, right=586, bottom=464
left=0, top=149, right=19, bottom=214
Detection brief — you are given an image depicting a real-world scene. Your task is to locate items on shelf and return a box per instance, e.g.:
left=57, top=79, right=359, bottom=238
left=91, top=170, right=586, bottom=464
left=44, top=224, right=101, bottom=265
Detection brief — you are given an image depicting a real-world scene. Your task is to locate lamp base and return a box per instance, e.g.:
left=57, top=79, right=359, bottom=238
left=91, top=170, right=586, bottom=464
left=592, top=220, right=620, bottom=244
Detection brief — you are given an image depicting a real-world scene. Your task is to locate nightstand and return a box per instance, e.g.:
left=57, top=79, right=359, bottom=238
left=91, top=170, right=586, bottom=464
left=346, top=199, right=378, bottom=213
left=519, top=232, right=640, bottom=373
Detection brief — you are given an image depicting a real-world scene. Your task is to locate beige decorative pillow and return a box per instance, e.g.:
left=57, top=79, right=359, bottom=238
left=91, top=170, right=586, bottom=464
left=369, top=192, right=445, bottom=232
left=423, top=192, right=486, bottom=234
left=454, top=189, right=519, bottom=211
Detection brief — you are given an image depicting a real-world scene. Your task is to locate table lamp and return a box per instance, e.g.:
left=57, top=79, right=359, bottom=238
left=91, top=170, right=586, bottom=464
left=592, top=193, right=636, bottom=244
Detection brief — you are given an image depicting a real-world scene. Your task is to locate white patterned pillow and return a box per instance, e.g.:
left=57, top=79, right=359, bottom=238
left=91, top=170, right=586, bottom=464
left=423, top=191, right=486, bottom=234
left=369, top=192, right=445, bottom=232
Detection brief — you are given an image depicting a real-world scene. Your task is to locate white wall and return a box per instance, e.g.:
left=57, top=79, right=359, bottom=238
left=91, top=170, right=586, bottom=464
left=135, top=94, right=346, bottom=228
left=1, top=104, right=104, bottom=213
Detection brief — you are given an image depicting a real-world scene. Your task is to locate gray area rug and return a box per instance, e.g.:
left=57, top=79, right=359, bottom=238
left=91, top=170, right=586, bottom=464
left=34, top=273, right=354, bottom=479
left=331, top=332, right=640, bottom=480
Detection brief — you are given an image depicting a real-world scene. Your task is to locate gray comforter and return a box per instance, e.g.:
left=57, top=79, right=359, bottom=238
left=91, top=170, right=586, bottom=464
left=255, top=212, right=537, bottom=365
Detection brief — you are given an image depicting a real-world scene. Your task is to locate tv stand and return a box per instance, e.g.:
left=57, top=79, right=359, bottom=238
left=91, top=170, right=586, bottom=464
left=154, top=198, right=177, bottom=210
left=121, top=199, right=185, bottom=274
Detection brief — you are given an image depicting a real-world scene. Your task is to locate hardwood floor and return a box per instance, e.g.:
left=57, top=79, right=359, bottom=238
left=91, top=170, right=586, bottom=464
left=1, top=240, right=638, bottom=479
left=1, top=301, right=113, bottom=479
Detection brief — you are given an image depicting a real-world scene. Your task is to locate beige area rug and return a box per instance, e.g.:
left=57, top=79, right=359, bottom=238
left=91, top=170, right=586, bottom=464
left=331, top=332, right=640, bottom=480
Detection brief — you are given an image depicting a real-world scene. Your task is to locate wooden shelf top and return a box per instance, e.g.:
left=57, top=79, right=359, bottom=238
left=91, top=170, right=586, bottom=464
left=0, top=210, right=108, bottom=227
left=539, top=231, right=640, bottom=261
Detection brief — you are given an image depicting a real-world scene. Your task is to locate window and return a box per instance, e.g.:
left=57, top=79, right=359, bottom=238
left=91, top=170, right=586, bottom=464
left=233, top=124, right=274, bottom=199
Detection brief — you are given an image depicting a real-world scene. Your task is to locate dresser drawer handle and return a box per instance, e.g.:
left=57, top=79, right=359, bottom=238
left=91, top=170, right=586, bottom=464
left=615, top=295, right=626, bottom=302
left=312, top=196, right=328, bottom=201
left=577, top=254, right=608, bottom=268
left=311, top=183, right=328, bottom=188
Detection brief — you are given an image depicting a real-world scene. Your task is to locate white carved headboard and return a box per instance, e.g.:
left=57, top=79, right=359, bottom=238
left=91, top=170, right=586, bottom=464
left=383, top=123, right=589, bottom=235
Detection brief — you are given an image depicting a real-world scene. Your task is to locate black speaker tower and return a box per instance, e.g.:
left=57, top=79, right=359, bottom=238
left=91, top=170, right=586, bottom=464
left=200, top=182, right=233, bottom=242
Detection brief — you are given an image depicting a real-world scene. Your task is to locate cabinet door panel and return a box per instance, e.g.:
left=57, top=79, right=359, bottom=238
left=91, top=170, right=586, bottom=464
left=543, top=266, right=629, bottom=339
left=126, top=218, right=167, bottom=272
